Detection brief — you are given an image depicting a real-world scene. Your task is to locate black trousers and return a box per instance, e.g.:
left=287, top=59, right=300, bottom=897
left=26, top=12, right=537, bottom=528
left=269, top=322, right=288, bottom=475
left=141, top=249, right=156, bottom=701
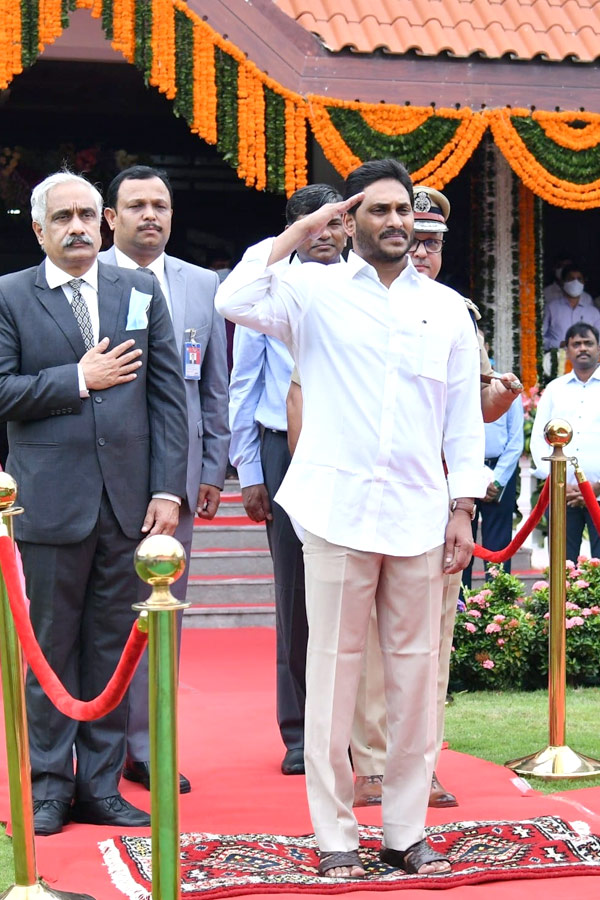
left=462, top=463, right=519, bottom=589
left=566, top=505, right=600, bottom=563
left=20, top=491, right=139, bottom=803
left=260, top=429, right=308, bottom=751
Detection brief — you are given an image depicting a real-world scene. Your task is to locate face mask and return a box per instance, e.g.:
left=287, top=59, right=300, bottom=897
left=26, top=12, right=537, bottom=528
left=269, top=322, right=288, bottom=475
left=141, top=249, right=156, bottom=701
left=563, top=279, right=584, bottom=298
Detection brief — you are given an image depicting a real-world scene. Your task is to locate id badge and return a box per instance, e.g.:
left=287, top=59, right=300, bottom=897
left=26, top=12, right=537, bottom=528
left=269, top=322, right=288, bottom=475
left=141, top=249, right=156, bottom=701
left=184, top=340, right=201, bottom=380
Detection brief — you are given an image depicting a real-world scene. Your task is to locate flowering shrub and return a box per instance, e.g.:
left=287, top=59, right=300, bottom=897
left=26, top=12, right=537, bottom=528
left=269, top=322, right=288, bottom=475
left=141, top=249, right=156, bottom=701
left=450, top=557, right=600, bottom=691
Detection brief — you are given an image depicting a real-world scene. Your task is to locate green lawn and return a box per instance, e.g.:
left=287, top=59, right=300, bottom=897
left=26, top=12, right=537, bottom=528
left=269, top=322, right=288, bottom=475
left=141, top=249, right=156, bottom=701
left=445, top=687, right=600, bottom=793
left=0, top=689, right=598, bottom=888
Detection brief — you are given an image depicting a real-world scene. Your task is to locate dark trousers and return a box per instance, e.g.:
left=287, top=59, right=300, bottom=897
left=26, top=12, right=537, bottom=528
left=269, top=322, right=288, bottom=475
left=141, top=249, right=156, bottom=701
left=463, top=464, right=519, bottom=589
left=20, top=491, right=139, bottom=803
left=261, top=429, right=307, bottom=751
left=566, top=505, right=600, bottom=564
left=125, top=501, right=193, bottom=760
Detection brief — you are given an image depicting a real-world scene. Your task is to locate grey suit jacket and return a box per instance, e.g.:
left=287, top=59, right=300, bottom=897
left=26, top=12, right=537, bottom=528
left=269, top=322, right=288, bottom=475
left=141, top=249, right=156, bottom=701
left=99, top=247, right=230, bottom=511
left=0, top=261, right=188, bottom=543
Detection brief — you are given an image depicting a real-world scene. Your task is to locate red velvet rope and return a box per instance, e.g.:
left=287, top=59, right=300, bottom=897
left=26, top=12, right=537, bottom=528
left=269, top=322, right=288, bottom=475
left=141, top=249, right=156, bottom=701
left=472, top=477, right=550, bottom=562
left=0, top=535, right=148, bottom=722
left=579, top=477, right=600, bottom=536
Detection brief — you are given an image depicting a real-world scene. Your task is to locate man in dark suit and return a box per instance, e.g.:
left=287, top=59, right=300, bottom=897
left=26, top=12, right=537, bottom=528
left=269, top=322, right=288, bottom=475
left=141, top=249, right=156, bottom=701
left=100, top=166, right=230, bottom=794
left=0, top=171, right=189, bottom=835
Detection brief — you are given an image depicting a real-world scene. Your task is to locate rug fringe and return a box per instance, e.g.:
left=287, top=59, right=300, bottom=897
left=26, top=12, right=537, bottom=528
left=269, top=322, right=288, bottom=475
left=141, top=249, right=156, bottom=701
left=99, top=839, right=151, bottom=900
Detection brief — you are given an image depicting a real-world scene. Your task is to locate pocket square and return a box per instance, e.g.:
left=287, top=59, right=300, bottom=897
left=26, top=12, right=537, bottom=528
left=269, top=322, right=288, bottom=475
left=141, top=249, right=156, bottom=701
left=126, top=288, right=152, bottom=330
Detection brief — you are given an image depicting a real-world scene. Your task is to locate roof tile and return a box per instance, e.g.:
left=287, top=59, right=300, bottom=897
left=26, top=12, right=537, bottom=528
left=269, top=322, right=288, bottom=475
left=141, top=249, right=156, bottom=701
left=272, top=0, right=600, bottom=61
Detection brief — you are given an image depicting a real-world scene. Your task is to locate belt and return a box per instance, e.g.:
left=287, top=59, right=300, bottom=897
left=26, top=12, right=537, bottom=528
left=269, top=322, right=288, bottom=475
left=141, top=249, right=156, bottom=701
left=485, top=457, right=499, bottom=467
left=259, top=425, right=287, bottom=437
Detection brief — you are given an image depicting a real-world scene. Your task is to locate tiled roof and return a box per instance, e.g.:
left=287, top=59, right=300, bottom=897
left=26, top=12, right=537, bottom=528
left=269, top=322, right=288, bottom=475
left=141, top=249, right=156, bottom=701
left=272, top=0, right=600, bottom=62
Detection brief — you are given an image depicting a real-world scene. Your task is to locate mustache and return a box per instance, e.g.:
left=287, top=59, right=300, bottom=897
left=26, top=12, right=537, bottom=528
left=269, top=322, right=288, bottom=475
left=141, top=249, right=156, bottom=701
left=62, top=234, right=94, bottom=247
left=138, top=223, right=162, bottom=232
left=380, top=228, right=409, bottom=240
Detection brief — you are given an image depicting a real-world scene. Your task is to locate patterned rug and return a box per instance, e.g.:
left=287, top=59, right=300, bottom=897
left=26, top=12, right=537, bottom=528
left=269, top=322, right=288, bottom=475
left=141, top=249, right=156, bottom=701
left=99, top=816, right=600, bottom=898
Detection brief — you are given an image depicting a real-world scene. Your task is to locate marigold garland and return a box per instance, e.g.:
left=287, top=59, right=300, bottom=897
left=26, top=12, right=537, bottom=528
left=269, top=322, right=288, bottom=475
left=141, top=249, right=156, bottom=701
left=518, top=184, right=538, bottom=391
left=6, top=1, right=600, bottom=206
left=0, top=0, right=22, bottom=89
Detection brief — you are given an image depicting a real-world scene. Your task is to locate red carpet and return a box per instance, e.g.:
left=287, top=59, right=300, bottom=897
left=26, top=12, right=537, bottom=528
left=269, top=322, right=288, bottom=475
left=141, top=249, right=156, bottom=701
left=2, top=628, right=600, bottom=899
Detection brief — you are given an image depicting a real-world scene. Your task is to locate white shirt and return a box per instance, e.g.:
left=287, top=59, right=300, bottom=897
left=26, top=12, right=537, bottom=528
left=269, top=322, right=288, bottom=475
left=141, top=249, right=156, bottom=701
left=530, top=367, right=600, bottom=484
left=112, top=246, right=172, bottom=315
left=45, top=257, right=100, bottom=344
left=216, top=239, right=486, bottom=556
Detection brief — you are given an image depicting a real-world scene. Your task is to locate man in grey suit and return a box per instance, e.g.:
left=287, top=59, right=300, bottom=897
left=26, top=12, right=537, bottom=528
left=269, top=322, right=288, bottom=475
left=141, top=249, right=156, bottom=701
left=0, top=171, right=189, bottom=835
left=101, top=165, right=230, bottom=794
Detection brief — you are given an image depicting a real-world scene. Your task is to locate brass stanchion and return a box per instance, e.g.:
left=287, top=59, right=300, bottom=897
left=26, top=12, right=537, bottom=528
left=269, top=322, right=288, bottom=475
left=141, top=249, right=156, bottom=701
left=506, top=419, right=600, bottom=779
left=0, top=473, right=94, bottom=900
left=134, top=535, right=188, bottom=900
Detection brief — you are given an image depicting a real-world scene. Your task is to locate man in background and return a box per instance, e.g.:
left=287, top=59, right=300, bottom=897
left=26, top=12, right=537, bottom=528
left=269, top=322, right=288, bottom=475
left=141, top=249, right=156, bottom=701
left=101, top=165, right=230, bottom=794
left=531, top=322, right=600, bottom=561
left=228, top=184, right=346, bottom=776
left=543, top=263, right=600, bottom=350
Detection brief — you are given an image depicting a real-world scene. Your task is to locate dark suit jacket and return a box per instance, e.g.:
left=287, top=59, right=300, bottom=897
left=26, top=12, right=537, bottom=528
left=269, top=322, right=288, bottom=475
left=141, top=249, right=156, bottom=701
left=0, top=260, right=188, bottom=544
left=99, top=248, right=230, bottom=511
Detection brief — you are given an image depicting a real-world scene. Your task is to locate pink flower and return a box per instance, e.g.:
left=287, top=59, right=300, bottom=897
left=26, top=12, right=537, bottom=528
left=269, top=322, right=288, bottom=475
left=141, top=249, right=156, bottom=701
left=487, top=567, right=499, bottom=578
left=532, top=580, right=549, bottom=591
left=588, top=558, right=600, bottom=567
left=543, top=612, right=550, bottom=619
left=577, top=555, right=589, bottom=564
left=465, top=622, right=477, bottom=633
left=569, top=569, right=581, bottom=578
left=493, top=614, right=506, bottom=623
left=482, top=659, right=495, bottom=669
left=573, top=580, right=590, bottom=589
left=508, top=618, right=519, bottom=628
left=566, top=560, right=576, bottom=570
left=581, top=608, right=592, bottom=617
left=566, top=601, right=581, bottom=610
left=451, top=645, right=455, bottom=652
left=466, top=593, right=482, bottom=605
left=480, top=589, right=493, bottom=598
left=590, top=606, right=600, bottom=614
left=467, top=609, right=481, bottom=618
left=485, top=623, right=501, bottom=633
left=566, top=616, right=585, bottom=628
left=497, top=638, right=505, bottom=646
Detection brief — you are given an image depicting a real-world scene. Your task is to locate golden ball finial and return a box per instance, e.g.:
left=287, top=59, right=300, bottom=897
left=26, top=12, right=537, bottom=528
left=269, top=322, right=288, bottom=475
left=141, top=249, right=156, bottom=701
left=134, top=534, right=186, bottom=586
left=544, top=418, right=572, bottom=448
left=0, top=473, right=17, bottom=510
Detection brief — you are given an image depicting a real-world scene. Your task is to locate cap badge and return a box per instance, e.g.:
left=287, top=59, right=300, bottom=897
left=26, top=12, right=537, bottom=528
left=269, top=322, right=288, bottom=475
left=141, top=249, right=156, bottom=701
left=413, top=191, right=432, bottom=213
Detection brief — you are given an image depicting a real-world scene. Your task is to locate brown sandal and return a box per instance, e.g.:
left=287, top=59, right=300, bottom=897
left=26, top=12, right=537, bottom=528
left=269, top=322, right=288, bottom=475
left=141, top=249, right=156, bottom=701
left=318, top=849, right=365, bottom=878
left=380, top=839, right=451, bottom=874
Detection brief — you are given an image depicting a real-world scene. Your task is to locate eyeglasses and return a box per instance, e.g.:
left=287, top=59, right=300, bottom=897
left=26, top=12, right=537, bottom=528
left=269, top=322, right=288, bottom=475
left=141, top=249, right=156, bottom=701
left=410, top=238, right=444, bottom=254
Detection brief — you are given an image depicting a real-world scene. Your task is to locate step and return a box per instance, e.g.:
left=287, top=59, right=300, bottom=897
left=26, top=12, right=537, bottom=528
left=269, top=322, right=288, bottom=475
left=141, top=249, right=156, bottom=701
left=218, top=492, right=247, bottom=516
left=193, top=523, right=269, bottom=550
left=190, top=548, right=273, bottom=576
left=183, top=604, right=275, bottom=628
left=185, top=573, right=275, bottom=606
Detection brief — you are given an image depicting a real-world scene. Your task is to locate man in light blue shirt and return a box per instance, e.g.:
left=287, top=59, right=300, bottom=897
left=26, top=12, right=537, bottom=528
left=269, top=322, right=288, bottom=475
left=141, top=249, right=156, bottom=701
left=462, top=395, right=524, bottom=587
left=228, top=184, right=346, bottom=776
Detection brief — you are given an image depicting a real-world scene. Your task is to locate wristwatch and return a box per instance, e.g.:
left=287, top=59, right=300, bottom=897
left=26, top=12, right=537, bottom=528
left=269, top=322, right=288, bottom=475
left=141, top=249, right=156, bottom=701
left=450, top=499, right=477, bottom=520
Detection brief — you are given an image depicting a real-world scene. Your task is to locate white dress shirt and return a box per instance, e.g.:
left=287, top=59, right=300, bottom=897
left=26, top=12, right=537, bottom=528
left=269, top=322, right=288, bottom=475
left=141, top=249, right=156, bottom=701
left=46, top=257, right=100, bottom=344
left=530, top=367, right=600, bottom=484
left=112, top=246, right=172, bottom=316
left=216, top=239, right=486, bottom=557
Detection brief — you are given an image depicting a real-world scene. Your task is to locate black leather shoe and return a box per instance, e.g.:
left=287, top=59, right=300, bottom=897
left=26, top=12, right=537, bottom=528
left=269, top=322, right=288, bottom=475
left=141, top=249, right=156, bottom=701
left=70, top=794, right=150, bottom=827
left=33, top=798, right=71, bottom=836
left=281, top=748, right=304, bottom=775
left=122, top=759, right=191, bottom=794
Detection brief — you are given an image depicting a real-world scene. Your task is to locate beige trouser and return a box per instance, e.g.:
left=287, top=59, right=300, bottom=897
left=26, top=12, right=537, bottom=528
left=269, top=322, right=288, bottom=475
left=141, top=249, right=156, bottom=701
left=303, top=531, right=444, bottom=852
left=350, top=570, right=462, bottom=775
